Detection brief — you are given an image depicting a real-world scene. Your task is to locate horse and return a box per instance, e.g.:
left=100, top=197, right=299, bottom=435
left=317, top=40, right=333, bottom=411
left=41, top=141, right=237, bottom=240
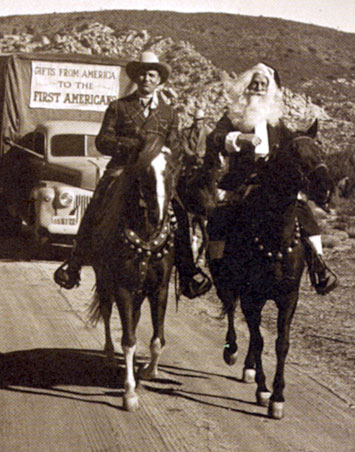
left=207, top=120, right=334, bottom=419
left=89, top=133, right=179, bottom=412
left=176, top=150, right=222, bottom=264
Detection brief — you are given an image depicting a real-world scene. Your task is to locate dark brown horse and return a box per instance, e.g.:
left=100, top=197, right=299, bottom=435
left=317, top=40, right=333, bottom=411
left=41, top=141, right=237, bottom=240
left=90, top=133, right=179, bottom=411
left=176, top=150, right=222, bottom=264
left=207, top=121, right=334, bottom=419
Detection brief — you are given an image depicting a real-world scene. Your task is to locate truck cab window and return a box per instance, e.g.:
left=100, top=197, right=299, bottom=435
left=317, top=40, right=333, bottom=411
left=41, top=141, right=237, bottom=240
left=51, top=134, right=85, bottom=157
left=51, top=134, right=100, bottom=157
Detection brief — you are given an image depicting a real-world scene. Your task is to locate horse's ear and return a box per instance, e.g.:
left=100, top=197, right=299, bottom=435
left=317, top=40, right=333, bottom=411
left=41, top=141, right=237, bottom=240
left=279, top=120, right=294, bottom=140
left=306, top=119, right=318, bottom=138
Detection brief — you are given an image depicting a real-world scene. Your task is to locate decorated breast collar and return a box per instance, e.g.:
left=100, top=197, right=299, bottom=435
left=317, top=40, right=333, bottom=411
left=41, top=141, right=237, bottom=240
left=118, top=210, right=177, bottom=260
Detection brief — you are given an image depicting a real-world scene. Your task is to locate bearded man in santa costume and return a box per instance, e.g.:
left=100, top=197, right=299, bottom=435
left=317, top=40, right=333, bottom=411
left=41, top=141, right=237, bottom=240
left=206, top=62, right=337, bottom=295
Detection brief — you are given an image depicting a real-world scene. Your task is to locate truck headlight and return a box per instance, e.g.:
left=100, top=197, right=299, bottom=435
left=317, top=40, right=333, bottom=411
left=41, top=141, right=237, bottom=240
left=39, top=188, right=55, bottom=203
left=57, top=190, right=74, bottom=208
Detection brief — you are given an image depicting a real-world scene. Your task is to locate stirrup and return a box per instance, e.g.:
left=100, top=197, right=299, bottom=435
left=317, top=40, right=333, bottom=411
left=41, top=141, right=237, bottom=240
left=54, top=260, right=81, bottom=290
left=314, top=267, right=338, bottom=295
left=309, top=255, right=338, bottom=295
left=181, top=269, right=212, bottom=299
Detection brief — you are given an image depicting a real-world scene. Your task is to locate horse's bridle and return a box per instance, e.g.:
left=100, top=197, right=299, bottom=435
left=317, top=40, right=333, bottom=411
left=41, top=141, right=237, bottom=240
left=286, top=136, right=332, bottom=206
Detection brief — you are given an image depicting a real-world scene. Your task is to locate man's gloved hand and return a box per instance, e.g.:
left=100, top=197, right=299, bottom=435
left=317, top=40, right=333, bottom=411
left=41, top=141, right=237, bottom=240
left=225, top=131, right=261, bottom=153
left=116, top=135, right=144, bottom=153
left=237, top=133, right=262, bottom=148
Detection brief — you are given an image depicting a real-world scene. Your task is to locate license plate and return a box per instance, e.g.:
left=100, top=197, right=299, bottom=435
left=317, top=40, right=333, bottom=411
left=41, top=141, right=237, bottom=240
left=52, top=216, right=78, bottom=226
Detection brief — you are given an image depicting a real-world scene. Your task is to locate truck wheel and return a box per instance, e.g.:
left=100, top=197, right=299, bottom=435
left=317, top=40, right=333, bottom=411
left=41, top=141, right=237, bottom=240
left=30, top=235, right=55, bottom=260
left=0, top=197, right=22, bottom=237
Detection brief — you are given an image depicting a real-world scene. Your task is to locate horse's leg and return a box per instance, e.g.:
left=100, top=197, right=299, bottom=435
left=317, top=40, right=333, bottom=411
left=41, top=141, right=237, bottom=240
left=101, top=295, right=115, bottom=363
left=208, top=257, right=239, bottom=365
left=242, top=341, right=256, bottom=384
left=223, top=297, right=239, bottom=365
left=196, top=217, right=208, bottom=266
left=116, top=288, right=142, bottom=412
left=93, top=276, right=115, bottom=363
left=241, top=296, right=271, bottom=408
left=191, top=214, right=200, bottom=264
left=139, top=282, right=169, bottom=381
left=268, top=292, right=298, bottom=419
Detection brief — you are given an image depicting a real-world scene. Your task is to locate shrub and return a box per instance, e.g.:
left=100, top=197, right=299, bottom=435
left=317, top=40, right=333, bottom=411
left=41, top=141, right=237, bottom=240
left=347, top=227, right=355, bottom=239
left=336, top=198, right=355, bottom=217
left=325, top=150, right=355, bottom=183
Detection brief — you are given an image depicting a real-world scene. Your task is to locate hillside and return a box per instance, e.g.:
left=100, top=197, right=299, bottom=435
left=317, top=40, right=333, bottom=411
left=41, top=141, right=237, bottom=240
left=0, top=9, right=354, bottom=178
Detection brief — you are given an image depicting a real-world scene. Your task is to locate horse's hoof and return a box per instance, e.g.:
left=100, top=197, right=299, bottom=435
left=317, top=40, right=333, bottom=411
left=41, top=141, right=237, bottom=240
left=123, top=393, right=139, bottom=412
left=268, top=401, right=285, bottom=419
left=242, top=368, right=256, bottom=384
left=138, top=363, right=158, bottom=381
left=256, top=391, right=271, bottom=407
left=223, top=344, right=238, bottom=365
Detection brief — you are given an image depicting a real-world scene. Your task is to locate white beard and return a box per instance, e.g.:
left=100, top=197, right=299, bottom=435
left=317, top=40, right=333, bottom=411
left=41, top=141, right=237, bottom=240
left=227, top=92, right=283, bottom=132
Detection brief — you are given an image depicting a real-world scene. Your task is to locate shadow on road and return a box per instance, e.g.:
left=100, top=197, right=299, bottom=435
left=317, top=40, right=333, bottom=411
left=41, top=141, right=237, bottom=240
left=0, top=348, right=268, bottom=417
left=0, top=348, right=125, bottom=389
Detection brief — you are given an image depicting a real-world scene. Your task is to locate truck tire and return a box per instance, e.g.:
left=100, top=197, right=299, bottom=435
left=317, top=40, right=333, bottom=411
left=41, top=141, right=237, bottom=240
left=0, top=196, right=22, bottom=237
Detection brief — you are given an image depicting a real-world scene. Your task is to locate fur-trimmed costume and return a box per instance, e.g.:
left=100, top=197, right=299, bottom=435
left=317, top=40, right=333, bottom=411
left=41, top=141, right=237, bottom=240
left=206, top=108, right=320, bottom=242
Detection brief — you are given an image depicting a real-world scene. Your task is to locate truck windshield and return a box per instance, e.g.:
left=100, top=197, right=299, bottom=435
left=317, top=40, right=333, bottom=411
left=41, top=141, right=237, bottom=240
left=51, top=134, right=101, bottom=157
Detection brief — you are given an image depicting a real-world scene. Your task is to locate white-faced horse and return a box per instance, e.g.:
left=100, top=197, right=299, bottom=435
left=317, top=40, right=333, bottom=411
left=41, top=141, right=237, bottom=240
left=90, top=133, right=179, bottom=411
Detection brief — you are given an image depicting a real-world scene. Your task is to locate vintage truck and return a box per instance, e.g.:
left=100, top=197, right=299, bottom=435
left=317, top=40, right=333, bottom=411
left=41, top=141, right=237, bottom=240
left=0, top=52, right=134, bottom=250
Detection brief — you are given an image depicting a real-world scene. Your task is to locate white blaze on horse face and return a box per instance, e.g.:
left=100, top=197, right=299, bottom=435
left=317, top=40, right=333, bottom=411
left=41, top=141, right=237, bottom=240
left=151, top=152, right=168, bottom=222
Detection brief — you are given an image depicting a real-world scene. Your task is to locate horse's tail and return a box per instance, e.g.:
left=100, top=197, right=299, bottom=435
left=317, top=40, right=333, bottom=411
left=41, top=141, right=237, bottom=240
left=87, top=291, right=102, bottom=326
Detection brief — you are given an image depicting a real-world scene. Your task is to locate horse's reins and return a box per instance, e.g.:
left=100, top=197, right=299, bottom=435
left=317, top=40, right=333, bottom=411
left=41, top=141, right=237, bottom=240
left=285, top=136, right=331, bottom=201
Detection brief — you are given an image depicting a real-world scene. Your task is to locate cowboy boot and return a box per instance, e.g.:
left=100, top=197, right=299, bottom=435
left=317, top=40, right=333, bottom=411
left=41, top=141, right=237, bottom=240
left=174, top=218, right=212, bottom=299
left=304, top=238, right=338, bottom=295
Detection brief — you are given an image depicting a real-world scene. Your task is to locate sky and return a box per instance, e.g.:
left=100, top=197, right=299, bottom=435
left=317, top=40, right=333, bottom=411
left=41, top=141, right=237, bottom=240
left=0, top=0, right=354, bottom=34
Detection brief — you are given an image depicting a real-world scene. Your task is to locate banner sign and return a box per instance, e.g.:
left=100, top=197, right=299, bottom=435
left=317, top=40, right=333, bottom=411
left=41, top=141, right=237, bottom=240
left=30, top=61, right=123, bottom=111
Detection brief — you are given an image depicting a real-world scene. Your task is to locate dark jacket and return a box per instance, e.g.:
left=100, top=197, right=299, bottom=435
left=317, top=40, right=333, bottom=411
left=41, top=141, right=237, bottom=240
left=181, top=123, right=211, bottom=161
left=95, top=91, right=180, bottom=170
left=206, top=113, right=290, bottom=190
left=206, top=113, right=320, bottom=237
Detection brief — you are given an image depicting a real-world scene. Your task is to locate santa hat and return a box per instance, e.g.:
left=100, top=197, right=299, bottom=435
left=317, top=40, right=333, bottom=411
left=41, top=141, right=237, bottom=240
left=258, top=62, right=281, bottom=88
left=223, top=62, right=282, bottom=103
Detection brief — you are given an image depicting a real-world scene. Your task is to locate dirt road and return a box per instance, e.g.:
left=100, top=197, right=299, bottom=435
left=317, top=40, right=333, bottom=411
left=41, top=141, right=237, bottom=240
left=0, top=238, right=353, bottom=452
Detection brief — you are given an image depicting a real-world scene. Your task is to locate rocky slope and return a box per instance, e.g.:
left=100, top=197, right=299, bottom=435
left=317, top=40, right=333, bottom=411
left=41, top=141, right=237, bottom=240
left=0, top=18, right=353, bottom=180
left=0, top=24, right=328, bottom=127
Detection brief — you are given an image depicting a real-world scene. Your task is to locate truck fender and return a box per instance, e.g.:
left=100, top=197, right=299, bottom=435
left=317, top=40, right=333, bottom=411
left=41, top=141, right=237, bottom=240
left=30, top=186, right=55, bottom=228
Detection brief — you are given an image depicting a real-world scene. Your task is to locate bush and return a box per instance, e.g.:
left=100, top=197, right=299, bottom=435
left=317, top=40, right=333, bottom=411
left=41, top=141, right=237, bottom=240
left=325, top=150, right=355, bottom=183
left=336, top=198, right=355, bottom=217
left=347, top=227, right=355, bottom=239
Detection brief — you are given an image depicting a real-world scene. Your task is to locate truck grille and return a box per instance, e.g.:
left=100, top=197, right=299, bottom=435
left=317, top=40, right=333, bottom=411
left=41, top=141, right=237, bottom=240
left=75, top=194, right=92, bottom=220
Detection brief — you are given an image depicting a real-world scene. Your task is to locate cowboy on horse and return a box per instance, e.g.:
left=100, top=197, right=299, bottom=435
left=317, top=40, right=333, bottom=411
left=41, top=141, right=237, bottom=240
left=207, top=62, right=338, bottom=295
left=54, top=51, right=211, bottom=299
left=181, top=108, right=212, bottom=167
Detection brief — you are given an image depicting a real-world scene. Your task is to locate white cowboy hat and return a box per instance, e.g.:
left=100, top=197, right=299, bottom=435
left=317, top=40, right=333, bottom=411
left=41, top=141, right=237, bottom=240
left=193, top=108, right=206, bottom=120
left=126, top=51, right=171, bottom=84
left=188, top=108, right=209, bottom=120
